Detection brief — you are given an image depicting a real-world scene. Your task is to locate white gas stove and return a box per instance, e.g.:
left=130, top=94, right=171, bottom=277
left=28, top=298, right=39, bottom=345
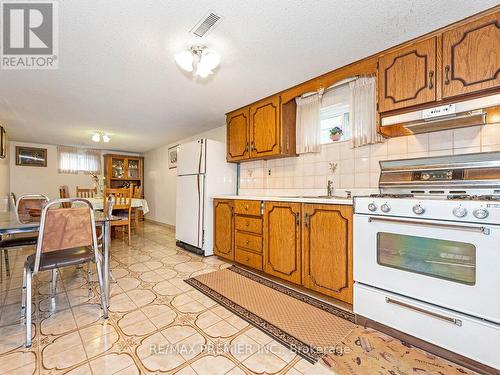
left=353, top=152, right=500, bottom=370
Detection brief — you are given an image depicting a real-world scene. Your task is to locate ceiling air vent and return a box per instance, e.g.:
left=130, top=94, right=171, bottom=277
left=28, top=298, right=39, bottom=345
left=191, top=11, right=222, bottom=38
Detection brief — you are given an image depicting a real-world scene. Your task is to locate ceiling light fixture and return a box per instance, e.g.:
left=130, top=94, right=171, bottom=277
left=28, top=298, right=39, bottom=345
left=92, top=131, right=110, bottom=143
left=175, top=46, right=220, bottom=78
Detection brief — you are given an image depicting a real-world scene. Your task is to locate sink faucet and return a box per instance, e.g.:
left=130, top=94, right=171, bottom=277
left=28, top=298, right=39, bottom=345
left=345, top=190, right=352, bottom=199
left=327, top=180, right=334, bottom=197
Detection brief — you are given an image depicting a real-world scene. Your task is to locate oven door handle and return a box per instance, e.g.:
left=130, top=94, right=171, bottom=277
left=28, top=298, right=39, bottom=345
left=385, top=297, right=462, bottom=326
left=367, top=216, right=490, bottom=235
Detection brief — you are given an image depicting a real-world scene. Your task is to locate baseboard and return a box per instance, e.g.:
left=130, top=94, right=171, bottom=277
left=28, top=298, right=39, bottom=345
left=144, top=218, right=175, bottom=230
left=356, top=315, right=499, bottom=375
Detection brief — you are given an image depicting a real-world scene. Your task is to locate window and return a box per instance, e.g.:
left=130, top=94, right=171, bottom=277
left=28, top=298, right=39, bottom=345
left=319, top=83, right=351, bottom=144
left=58, top=146, right=101, bottom=174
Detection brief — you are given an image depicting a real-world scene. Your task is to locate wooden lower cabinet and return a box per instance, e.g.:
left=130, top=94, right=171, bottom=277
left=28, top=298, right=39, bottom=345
left=213, top=199, right=353, bottom=304
left=302, top=204, right=353, bottom=304
left=263, top=202, right=302, bottom=285
left=213, top=199, right=234, bottom=261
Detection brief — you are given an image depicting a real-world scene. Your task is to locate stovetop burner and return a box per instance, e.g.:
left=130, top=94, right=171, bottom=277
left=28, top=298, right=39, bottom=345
left=447, top=194, right=500, bottom=201
left=370, top=193, right=414, bottom=198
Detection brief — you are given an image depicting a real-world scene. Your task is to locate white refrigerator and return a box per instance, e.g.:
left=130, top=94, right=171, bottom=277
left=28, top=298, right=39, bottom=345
left=175, top=139, right=237, bottom=256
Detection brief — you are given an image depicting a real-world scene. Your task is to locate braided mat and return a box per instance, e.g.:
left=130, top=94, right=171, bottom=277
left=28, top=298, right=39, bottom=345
left=185, top=266, right=356, bottom=362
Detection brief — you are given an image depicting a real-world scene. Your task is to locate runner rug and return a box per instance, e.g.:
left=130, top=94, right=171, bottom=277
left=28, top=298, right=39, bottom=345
left=185, top=265, right=356, bottom=362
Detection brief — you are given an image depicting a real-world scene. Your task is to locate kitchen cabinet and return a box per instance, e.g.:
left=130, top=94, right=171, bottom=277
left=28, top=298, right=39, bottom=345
left=263, top=202, right=302, bottom=284
left=249, top=96, right=281, bottom=158
left=226, top=108, right=250, bottom=162
left=378, top=37, right=437, bottom=113
left=442, top=11, right=500, bottom=99
left=226, top=95, right=296, bottom=162
left=213, top=199, right=234, bottom=261
left=302, top=204, right=353, bottom=304
left=214, top=199, right=353, bottom=303
left=104, top=154, right=144, bottom=193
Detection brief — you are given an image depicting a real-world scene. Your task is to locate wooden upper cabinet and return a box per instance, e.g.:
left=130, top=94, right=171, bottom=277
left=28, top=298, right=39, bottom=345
left=263, top=202, right=301, bottom=284
left=213, top=199, right=234, bottom=261
left=226, top=95, right=296, bottom=162
left=226, top=108, right=250, bottom=162
left=378, top=37, right=437, bottom=113
left=250, top=95, right=280, bottom=158
left=442, top=11, right=500, bottom=99
left=302, top=204, right=353, bottom=304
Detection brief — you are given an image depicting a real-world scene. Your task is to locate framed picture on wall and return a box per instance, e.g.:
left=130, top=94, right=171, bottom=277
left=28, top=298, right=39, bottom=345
left=15, top=146, right=47, bottom=167
left=168, top=144, right=179, bottom=169
left=0, top=126, right=5, bottom=159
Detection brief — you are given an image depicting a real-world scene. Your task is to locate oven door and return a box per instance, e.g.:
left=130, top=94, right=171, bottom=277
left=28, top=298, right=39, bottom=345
left=354, top=214, right=500, bottom=323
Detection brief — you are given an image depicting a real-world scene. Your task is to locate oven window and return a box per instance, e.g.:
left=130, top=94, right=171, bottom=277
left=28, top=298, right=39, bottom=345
left=377, top=232, right=476, bottom=285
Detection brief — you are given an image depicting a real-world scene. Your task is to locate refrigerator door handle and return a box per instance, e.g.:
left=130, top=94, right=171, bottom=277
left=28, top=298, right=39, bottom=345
left=196, top=174, right=201, bottom=247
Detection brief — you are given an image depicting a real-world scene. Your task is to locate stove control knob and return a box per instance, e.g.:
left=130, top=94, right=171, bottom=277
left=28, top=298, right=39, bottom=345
left=368, top=203, right=377, bottom=212
left=473, top=208, right=489, bottom=219
left=453, top=206, right=467, bottom=218
left=380, top=203, right=391, bottom=213
left=412, top=204, right=425, bottom=215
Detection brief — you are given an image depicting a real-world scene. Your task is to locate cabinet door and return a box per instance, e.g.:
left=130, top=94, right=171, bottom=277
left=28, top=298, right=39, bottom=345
left=442, top=11, right=500, bottom=98
left=127, top=158, right=140, bottom=179
left=111, top=157, right=126, bottom=179
left=226, top=108, right=250, bottom=162
left=249, top=96, right=281, bottom=158
left=378, top=37, right=437, bottom=112
left=302, top=204, right=353, bottom=304
left=213, top=199, right=234, bottom=260
left=263, top=202, right=301, bottom=284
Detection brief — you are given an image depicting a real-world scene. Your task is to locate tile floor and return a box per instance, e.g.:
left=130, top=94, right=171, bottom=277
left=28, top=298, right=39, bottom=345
left=0, top=223, right=334, bottom=375
left=0, top=223, right=478, bottom=375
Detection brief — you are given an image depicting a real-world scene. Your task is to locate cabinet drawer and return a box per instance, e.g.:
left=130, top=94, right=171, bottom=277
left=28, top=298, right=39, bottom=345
left=235, top=215, right=262, bottom=234
left=235, top=248, right=263, bottom=270
left=235, top=232, right=262, bottom=253
left=234, top=200, right=262, bottom=216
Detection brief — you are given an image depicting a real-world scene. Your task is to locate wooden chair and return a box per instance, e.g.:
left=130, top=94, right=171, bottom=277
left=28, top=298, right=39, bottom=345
left=59, top=185, right=71, bottom=208
left=131, top=186, right=142, bottom=233
left=76, top=186, right=97, bottom=198
left=105, top=187, right=133, bottom=245
left=22, top=198, right=107, bottom=347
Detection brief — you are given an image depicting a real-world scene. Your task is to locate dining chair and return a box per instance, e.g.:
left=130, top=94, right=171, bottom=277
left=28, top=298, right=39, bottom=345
left=105, top=187, right=133, bottom=245
left=76, top=186, right=97, bottom=198
left=131, top=186, right=142, bottom=233
left=0, top=194, right=49, bottom=283
left=59, top=185, right=71, bottom=208
left=22, top=198, right=108, bottom=347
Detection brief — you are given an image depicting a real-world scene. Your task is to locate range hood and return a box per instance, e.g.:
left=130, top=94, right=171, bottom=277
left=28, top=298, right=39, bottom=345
left=381, top=94, right=500, bottom=134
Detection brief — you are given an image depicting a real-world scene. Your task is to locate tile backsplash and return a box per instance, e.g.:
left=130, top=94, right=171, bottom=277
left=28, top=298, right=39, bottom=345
left=238, top=125, right=500, bottom=195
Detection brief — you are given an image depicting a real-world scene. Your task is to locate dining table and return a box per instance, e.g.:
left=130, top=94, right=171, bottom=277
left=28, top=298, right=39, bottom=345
left=85, top=197, right=150, bottom=214
left=0, top=208, right=118, bottom=306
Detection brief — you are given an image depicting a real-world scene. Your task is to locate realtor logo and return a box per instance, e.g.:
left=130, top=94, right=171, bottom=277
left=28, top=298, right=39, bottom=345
left=1, top=1, right=58, bottom=69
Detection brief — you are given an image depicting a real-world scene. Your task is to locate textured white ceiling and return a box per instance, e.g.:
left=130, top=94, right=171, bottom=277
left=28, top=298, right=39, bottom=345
left=1, top=0, right=497, bottom=152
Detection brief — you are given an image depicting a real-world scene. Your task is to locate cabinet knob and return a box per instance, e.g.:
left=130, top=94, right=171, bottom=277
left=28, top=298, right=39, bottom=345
left=244, top=205, right=249, bottom=210
left=245, top=222, right=250, bottom=226
left=245, top=240, right=250, bottom=245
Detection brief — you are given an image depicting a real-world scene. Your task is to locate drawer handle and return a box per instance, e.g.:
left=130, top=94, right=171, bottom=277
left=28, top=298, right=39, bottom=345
left=245, top=257, right=250, bottom=262
left=385, top=297, right=462, bottom=326
left=245, top=222, right=250, bottom=227
left=245, top=205, right=249, bottom=210
left=245, top=240, right=250, bottom=245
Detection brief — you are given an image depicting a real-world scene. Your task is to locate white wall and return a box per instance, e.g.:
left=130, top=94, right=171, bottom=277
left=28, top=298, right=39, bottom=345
left=239, top=125, right=500, bottom=196
left=9, top=141, right=140, bottom=199
left=144, top=125, right=226, bottom=226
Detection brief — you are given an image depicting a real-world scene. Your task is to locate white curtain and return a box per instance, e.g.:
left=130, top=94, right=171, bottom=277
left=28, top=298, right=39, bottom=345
left=295, top=89, right=323, bottom=154
left=58, top=146, right=101, bottom=174
left=349, top=76, right=382, bottom=148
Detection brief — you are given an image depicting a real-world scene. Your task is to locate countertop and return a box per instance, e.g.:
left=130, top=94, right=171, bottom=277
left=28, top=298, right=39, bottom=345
left=211, top=195, right=353, bottom=205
